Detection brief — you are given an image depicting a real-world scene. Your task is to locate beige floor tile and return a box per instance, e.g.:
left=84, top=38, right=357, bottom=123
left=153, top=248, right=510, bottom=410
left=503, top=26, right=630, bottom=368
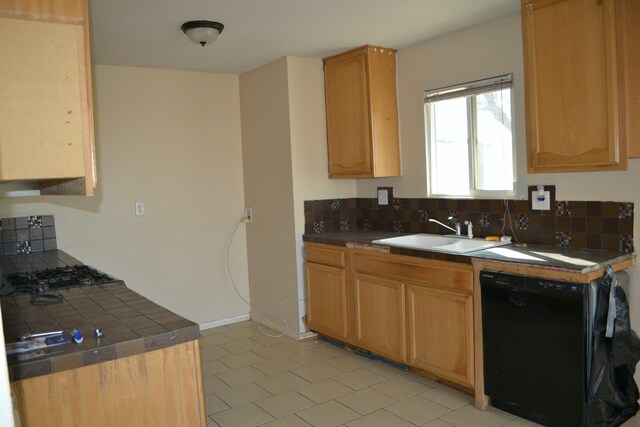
left=296, top=400, right=359, bottom=427
left=386, top=396, right=451, bottom=425
left=440, top=404, right=511, bottom=427
left=335, top=388, right=398, bottom=415
left=421, top=385, right=474, bottom=410
left=487, top=405, right=518, bottom=420
left=255, top=390, right=316, bottom=419
left=286, top=338, right=328, bottom=351
left=220, top=338, right=265, bottom=354
left=622, top=416, right=640, bottom=427
left=200, top=334, right=233, bottom=347
left=203, top=375, right=229, bottom=394
left=253, top=357, right=303, bottom=376
left=201, top=359, right=232, bottom=377
left=362, top=361, right=408, bottom=379
left=216, top=382, right=271, bottom=408
left=219, top=350, right=266, bottom=369
left=253, top=343, right=297, bottom=359
left=261, top=414, right=312, bottom=426
left=371, top=376, right=432, bottom=400
left=503, top=418, right=544, bottom=426
left=409, top=372, right=442, bottom=388
left=290, top=362, right=344, bottom=382
left=200, top=345, right=232, bottom=361
left=252, top=333, right=295, bottom=347
left=223, top=326, right=263, bottom=341
left=204, top=393, right=230, bottom=416
left=313, top=344, right=351, bottom=357
left=255, top=371, right=310, bottom=394
left=296, top=379, right=353, bottom=403
left=206, top=415, right=220, bottom=426
left=216, top=366, right=267, bottom=387
left=324, top=354, right=372, bottom=372
left=201, top=325, right=231, bottom=336
left=423, top=420, right=456, bottom=427
left=345, top=409, right=415, bottom=427
left=211, top=402, right=274, bottom=427
left=287, top=347, right=338, bottom=366
left=333, top=368, right=386, bottom=390
left=226, top=320, right=257, bottom=330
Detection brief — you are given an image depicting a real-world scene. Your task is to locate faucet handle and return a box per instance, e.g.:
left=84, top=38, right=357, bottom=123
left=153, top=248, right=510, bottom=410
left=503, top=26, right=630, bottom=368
left=464, top=220, right=473, bottom=239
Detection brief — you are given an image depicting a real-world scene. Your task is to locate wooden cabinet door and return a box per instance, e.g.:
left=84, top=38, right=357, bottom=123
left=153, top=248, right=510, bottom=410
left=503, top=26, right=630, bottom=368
left=0, top=0, right=96, bottom=195
left=522, top=0, right=627, bottom=172
left=407, top=284, right=474, bottom=388
left=324, top=49, right=373, bottom=177
left=305, top=262, right=349, bottom=341
left=354, top=273, right=406, bottom=363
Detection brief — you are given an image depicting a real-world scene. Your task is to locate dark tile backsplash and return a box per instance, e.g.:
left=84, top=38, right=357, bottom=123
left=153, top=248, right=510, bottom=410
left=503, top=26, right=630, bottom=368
left=304, top=197, right=634, bottom=253
left=0, top=215, right=56, bottom=255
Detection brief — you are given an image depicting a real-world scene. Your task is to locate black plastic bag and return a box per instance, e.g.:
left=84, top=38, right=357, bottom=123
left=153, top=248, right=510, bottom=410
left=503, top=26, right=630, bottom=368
left=587, top=266, right=640, bottom=427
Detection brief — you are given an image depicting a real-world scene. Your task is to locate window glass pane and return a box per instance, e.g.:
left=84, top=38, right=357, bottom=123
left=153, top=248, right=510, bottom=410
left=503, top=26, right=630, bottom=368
left=475, top=88, right=513, bottom=191
left=430, top=97, right=469, bottom=195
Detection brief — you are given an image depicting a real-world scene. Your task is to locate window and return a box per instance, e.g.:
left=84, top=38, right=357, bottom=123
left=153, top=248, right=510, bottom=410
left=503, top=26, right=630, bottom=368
left=424, top=74, right=515, bottom=198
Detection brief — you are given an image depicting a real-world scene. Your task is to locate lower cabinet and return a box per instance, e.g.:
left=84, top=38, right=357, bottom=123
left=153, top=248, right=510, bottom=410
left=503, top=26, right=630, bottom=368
left=305, top=243, right=349, bottom=341
left=304, top=243, right=475, bottom=389
left=354, top=273, right=406, bottom=363
left=407, top=284, right=474, bottom=388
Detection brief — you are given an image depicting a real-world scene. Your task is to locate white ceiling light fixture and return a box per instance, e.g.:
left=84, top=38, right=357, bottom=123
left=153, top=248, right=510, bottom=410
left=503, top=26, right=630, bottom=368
left=181, top=20, right=224, bottom=47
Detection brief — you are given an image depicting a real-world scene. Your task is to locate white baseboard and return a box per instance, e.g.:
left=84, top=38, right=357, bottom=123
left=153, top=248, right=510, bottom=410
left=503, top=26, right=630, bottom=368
left=199, top=313, right=250, bottom=331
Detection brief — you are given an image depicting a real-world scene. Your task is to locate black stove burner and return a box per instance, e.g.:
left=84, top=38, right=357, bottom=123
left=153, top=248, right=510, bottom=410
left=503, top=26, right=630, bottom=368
left=6, top=265, right=118, bottom=294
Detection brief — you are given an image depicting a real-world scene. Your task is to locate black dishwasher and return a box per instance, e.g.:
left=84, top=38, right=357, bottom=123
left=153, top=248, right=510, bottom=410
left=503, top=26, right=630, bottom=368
left=481, top=270, right=591, bottom=427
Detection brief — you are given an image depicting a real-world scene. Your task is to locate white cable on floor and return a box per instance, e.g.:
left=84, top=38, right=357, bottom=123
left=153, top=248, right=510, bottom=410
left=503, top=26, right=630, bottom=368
left=224, top=219, right=306, bottom=338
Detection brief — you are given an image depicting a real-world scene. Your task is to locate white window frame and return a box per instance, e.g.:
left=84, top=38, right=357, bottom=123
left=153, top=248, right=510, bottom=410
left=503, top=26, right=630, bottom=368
left=424, top=74, right=516, bottom=199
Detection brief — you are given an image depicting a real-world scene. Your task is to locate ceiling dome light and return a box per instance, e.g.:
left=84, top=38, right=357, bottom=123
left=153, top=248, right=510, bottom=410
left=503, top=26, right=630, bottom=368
left=181, top=20, right=224, bottom=47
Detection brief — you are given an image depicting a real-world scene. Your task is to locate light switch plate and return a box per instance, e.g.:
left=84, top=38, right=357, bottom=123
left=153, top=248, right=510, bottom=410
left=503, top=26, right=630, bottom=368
left=377, top=188, right=388, bottom=205
left=135, top=201, right=145, bottom=216
left=531, top=191, right=550, bottom=210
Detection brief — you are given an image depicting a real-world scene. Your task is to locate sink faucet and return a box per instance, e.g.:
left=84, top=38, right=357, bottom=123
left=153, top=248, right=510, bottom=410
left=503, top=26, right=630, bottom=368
left=428, top=215, right=461, bottom=235
left=465, top=220, right=473, bottom=239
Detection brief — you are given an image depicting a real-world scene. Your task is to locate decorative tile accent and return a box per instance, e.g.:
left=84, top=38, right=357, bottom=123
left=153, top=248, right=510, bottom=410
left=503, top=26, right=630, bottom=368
left=556, top=201, right=571, bottom=216
left=371, top=199, right=378, bottom=210
left=515, top=214, right=529, bottom=230
left=331, top=200, right=340, bottom=211
left=392, top=199, right=402, bottom=211
left=313, top=222, right=324, bottom=234
left=619, top=235, right=634, bottom=253
left=340, top=219, right=350, bottom=232
left=0, top=215, right=56, bottom=254
left=362, top=219, right=372, bottom=231
left=619, top=202, right=633, bottom=219
left=393, top=221, right=403, bottom=232
left=418, top=210, right=428, bottom=224
left=556, top=232, right=572, bottom=248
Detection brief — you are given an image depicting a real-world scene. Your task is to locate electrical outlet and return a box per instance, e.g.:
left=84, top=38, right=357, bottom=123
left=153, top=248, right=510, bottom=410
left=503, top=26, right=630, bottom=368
left=531, top=191, right=550, bottom=210
left=244, top=207, right=253, bottom=223
left=135, top=201, right=145, bottom=216
left=377, top=188, right=389, bottom=205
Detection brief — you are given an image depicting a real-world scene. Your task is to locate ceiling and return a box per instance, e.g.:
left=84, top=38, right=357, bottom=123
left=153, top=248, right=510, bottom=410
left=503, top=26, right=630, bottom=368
left=89, top=0, right=520, bottom=75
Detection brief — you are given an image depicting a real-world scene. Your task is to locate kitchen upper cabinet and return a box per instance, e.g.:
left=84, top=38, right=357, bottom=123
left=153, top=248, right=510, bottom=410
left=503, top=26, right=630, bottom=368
left=0, top=0, right=96, bottom=195
left=407, top=284, right=474, bottom=388
left=305, top=243, right=350, bottom=342
left=522, top=0, right=628, bottom=172
left=323, top=45, right=401, bottom=178
left=353, top=273, right=406, bottom=363
left=622, top=0, right=640, bottom=157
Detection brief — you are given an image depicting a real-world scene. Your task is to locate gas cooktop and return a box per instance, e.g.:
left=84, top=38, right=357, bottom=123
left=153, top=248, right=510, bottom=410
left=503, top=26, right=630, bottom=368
left=4, top=265, right=121, bottom=295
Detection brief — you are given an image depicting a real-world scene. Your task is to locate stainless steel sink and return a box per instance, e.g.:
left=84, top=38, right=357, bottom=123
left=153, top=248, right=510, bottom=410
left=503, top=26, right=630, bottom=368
left=372, top=234, right=510, bottom=254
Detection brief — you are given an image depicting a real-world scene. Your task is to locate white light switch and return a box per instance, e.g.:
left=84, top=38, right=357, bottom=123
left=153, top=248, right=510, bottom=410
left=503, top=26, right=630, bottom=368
left=377, top=189, right=389, bottom=205
left=135, top=202, right=145, bottom=216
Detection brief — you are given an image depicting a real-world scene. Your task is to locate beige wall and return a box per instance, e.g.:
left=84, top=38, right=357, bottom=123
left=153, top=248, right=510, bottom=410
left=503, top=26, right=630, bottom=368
left=239, top=58, right=301, bottom=336
left=0, top=65, right=250, bottom=325
left=355, top=14, right=640, bottom=333
left=288, top=56, right=357, bottom=327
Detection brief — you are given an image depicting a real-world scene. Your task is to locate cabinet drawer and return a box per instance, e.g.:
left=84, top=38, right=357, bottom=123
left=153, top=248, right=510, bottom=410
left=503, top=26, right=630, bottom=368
left=305, top=244, right=346, bottom=268
left=353, top=254, right=473, bottom=292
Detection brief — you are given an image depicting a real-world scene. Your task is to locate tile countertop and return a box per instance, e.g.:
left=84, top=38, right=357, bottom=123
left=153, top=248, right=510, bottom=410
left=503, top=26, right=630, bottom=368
left=303, top=231, right=635, bottom=274
left=0, top=251, right=199, bottom=381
